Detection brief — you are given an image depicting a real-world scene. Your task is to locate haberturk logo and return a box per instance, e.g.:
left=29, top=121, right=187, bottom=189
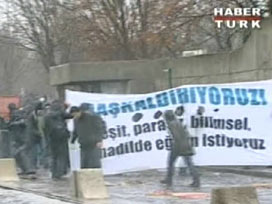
left=214, top=8, right=262, bottom=29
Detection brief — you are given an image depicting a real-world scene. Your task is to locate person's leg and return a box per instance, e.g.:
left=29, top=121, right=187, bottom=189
left=161, top=150, right=178, bottom=186
left=54, top=151, right=66, bottom=179
left=44, top=142, right=52, bottom=170
left=59, top=141, right=69, bottom=176
left=29, top=142, right=38, bottom=170
left=12, top=142, right=25, bottom=174
left=51, top=151, right=58, bottom=179
left=41, top=144, right=49, bottom=169
left=179, top=166, right=188, bottom=176
left=80, top=148, right=88, bottom=169
left=15, top=151, right=27, bottom=174
left=20, top=143, right=36, bottom=173
left=49, top=141, right=62, bottom=179
left=63, top=140, right=70, bottom=173
left=38, top=141, right=44, bottom=168
left=42, top=136, right=51, bottom=169
left=12, top=137, right=34, bottom=175
left=18, top=149, right=37, bottom=179
left=89, top=147, right=101, bottom=168
left=183, top=156, right=200, bottom=187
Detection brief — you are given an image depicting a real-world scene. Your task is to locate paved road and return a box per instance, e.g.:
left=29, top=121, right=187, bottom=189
left=0, top=188, right=69, bottom=204
left=1, top=169, right=272, bottom=204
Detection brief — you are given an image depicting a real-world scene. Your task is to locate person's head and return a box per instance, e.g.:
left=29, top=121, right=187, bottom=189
left=43, top=103, right=51, bottom=114
left=164, top=110, right=176, bottom=123
left=79, top=103, right=90, bottom=112
left=0, top=116, right=4, bottom=124
left=34, top=102, right=43, bottom=113
left=69, top=106, right=81, bottom=119
left=8, top=103, right=17, bottom=111
left=175, top=106, right=184, bottom=116
left=64, top=103, right=70, bottom=110
left=197, top=106, right=205, bottom=115
left=39, top=97, right=46, bottom=103
left=44, top=103, right=50, bottom=109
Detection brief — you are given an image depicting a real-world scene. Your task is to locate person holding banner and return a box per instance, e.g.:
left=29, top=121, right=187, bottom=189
left=70, top=106, right=105, bottom=169
left=161, top=110, right=200, bottom=188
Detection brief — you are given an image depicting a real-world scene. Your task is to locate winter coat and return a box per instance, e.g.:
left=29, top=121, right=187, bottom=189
left=44, top=111, right=70, bottom=144
left=166, top=115, right=195, bottom=156
left=72, top=112, right=104, bottom=148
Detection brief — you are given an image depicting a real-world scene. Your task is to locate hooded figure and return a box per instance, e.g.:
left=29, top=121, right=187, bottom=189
left=161, top=110, right=200, bottom=187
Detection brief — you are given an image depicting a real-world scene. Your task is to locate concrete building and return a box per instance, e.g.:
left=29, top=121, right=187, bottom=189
left=50, top=18, right=272, bottom=98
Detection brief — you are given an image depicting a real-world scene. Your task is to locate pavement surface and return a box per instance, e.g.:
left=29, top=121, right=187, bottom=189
left=204, top=166, right=272, bottom=178
left=0, top=188, right=69, bottom=204
left=1, top=167, right=272, bottom=204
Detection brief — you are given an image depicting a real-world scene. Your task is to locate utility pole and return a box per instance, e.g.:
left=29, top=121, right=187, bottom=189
left=163, top=68, right=173, bottom=88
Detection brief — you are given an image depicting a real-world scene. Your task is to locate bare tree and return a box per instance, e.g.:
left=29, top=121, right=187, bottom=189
left=76, top=0, right=154, bottom=60
left=1, top=0, right=77, bottom=71
left=75, top=0, right=261, bottom=60
left=75, top=0, right=210, bottom=60
left=2, top=0, right=269, bottom=66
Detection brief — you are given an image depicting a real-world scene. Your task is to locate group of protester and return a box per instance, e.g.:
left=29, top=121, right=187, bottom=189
left=0, top=96, right=201, bottom=188
left=0, top=99, right=105, bottom=180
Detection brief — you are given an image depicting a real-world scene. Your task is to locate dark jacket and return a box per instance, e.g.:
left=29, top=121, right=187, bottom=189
left=164, top=111, right=195, bottom=156
left=44, top=111, right=71, bottom=144
left=8, top=110, right=27, bottom=146
left=72, top=112, right=104, bottom=148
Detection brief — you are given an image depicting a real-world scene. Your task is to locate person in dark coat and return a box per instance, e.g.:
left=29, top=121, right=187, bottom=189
left=44, top=101, right=72, bottom=179
left=8, top=106, right=36, bottom=177
left=161, top=110, right=200, bottom=187
left=0, top=116, right=10, bottom=158
left=26, top=102, right=44, bottom=170
left=70, top=106, right=105, bottom=169
left=36, top=103, right=50, bottom=169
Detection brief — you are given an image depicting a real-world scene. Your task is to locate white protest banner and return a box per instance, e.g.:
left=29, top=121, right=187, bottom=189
left=66, top=80, right=272, bottom=175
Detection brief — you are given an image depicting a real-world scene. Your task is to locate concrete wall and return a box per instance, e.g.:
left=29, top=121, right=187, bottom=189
left=50, top=18, right=272, bottom=94
left=170, top=18, right=272, bottom=87
left=50, top=58, right=166, bottom=94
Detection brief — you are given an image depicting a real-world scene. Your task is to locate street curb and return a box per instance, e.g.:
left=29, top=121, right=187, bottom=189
left=0, top=183, right=81, bottom=204
left=204, top=167, right=272, bottom=178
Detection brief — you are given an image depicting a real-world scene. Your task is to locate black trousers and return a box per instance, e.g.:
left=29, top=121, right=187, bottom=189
left=50, top=141, right=69, bottom=179
left=167, top=150, right=199, bottom=184
left=13, top=143, right=34, bottom=174
left=80, top=146, right=101, bottom=169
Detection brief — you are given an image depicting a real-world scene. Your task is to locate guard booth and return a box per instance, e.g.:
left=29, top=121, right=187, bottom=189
left=0, top=96, right=20, bottom=158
